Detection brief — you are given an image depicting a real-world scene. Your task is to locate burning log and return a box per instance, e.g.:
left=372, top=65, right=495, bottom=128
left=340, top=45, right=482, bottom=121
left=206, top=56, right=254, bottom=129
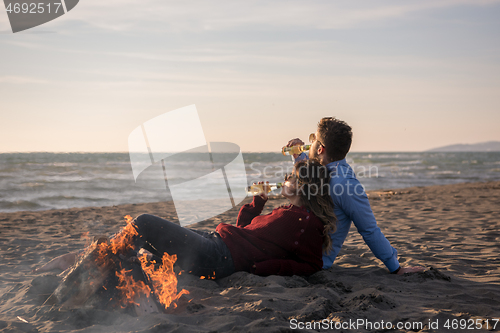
left=45, top=236, right=161, bottom=315
left=44, top=215, right=189, bottom=316
left=46, top=236, right=115, bottom=308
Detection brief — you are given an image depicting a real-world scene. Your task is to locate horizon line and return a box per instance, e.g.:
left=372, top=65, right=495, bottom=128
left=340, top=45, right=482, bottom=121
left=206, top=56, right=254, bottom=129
left=1, top=150, right=497, bottom=154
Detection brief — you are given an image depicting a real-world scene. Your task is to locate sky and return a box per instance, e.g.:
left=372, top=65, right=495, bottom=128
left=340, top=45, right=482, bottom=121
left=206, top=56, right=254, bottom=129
left=1, top=0, right=499, bottom=153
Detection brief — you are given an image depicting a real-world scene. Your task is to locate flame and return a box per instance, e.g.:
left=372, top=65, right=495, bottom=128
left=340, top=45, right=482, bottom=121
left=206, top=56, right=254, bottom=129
left=110, top=215, right=138, bottom=255
left=115, top=267, right=151, bottom=307
left=90, top=215, right=189, bottom=310
left=139, top=253, right=189, bottom=309
left=200, top=271, right=216, bottom=280
left=94, top=215, right=138, bottom=269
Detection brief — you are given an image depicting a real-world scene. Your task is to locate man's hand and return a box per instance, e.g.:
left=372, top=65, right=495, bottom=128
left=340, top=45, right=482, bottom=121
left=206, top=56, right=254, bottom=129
left=397, top=266, right=426, bottom=275
left=286, top=138, right=305, bottom=159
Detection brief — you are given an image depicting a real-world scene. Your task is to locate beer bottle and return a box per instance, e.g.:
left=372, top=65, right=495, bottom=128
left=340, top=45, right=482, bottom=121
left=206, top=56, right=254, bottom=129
left=246, top=183, right=283, bottom=196
left=281, top=144, right=310, bottom=156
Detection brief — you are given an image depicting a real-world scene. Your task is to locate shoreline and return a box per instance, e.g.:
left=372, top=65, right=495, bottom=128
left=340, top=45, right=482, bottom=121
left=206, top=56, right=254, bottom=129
left=1, top=180, right=499, bottom=332
left=1, top=179, right=499, bottom=217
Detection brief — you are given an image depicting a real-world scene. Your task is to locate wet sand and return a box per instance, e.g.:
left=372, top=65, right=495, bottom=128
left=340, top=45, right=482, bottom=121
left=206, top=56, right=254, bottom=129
left=1, top=181, right=499, bottom=332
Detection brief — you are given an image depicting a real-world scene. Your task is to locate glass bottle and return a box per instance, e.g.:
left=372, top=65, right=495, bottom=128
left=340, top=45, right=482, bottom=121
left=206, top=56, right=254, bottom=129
left=246, top=183, right=283, bottom=196
left=281, top=144, right=311, bottom=156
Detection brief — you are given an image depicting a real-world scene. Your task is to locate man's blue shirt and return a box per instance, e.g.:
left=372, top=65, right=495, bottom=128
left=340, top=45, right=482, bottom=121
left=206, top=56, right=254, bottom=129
left=296, top=154, right=400, bottom=272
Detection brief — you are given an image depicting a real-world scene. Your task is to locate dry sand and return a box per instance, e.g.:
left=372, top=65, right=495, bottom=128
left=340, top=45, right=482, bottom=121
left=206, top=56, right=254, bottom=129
left=0, top=181, right=499, bottom=332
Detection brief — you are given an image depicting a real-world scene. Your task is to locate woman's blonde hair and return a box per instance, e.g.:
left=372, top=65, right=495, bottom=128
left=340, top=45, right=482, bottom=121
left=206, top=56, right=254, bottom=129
left=294, top=158, right=336, bottom=253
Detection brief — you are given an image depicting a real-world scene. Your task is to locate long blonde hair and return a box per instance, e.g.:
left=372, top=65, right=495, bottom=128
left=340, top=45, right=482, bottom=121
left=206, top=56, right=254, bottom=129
left=294, top=159, right=336, bottom=254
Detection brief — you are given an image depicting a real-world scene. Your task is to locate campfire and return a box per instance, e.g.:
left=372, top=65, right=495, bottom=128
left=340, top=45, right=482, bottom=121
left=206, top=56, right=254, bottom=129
left=47, top=215, right=189, bottom=315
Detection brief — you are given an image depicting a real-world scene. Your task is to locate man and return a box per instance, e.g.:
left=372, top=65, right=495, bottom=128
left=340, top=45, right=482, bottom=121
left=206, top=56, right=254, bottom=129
left=287, top=117, right=424, bottom=275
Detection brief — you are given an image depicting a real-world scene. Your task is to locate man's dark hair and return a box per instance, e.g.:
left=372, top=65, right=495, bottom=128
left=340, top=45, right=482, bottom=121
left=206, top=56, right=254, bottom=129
left=317, top=117, right=352, bottom=162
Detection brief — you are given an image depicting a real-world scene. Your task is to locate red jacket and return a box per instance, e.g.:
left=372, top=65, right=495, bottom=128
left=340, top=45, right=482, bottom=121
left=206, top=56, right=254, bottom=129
left=216, top=196, right=324, bottom=276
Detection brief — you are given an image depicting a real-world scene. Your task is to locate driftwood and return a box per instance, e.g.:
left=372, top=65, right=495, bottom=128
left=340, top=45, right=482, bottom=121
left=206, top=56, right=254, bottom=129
left=51, top=237, right=112, bottom=307
left=45, top=236, right=160, bottom=316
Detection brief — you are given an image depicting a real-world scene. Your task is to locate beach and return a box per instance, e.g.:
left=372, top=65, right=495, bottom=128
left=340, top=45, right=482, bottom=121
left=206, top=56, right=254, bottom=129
left=1, top=181, right=499, bottom=332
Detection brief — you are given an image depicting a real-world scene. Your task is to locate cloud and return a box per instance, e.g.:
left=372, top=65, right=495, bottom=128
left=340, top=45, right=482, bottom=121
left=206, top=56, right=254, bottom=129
left=1, top=40, right=44, bottom=49
left=49, top=0, right=500, bottom=33
left=0, top=76, right=49, bottom=84
left=1, top=0, right=499, bottom=34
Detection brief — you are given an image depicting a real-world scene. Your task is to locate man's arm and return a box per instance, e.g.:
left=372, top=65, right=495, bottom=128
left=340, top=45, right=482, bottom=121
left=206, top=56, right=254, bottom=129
left=322, top=204, right=351, bottom=269
left=340, top=178, right=401, bottom=272
left=327, top=177, right=425, bottom=274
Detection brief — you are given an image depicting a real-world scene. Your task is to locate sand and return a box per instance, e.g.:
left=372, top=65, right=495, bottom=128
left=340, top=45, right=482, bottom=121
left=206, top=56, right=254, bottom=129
left=0, top=181, right=499, bottom=332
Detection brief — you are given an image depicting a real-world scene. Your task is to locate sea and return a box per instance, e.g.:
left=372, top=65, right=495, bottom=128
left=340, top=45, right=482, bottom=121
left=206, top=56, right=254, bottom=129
left=1, top=152, right=499, bottom=213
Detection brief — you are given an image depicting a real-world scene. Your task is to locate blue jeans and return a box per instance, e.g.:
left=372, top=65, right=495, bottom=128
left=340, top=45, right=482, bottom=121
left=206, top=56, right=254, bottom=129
left=132, top=214, right=235, bottom=279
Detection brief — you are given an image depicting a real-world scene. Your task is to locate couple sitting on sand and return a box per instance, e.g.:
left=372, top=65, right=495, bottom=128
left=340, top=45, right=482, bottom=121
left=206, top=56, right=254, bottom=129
left=35, top=117, right=424, bottom=278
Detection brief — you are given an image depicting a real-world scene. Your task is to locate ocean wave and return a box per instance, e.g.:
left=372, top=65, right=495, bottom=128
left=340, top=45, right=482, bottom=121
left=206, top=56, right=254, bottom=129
left=38, top=195, right=110, bottom=202
left=51, top=162, right=79, bottom=167
left=35, top=175, right=90, bottom=182
left=23, top=162, right=80, bottom=167
left=397, top=160, right=424, bottom=165
left=427, top=170, right=461, bottom=175
left=20, top=182, right=46, bottom=188
left=0, top=199, right=45, bottom=210
left=1, top=152, right=499, bottom=213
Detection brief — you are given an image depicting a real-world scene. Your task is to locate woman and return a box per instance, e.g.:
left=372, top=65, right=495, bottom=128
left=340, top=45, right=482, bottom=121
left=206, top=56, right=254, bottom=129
left=34, top=159, right=336, bottom=278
